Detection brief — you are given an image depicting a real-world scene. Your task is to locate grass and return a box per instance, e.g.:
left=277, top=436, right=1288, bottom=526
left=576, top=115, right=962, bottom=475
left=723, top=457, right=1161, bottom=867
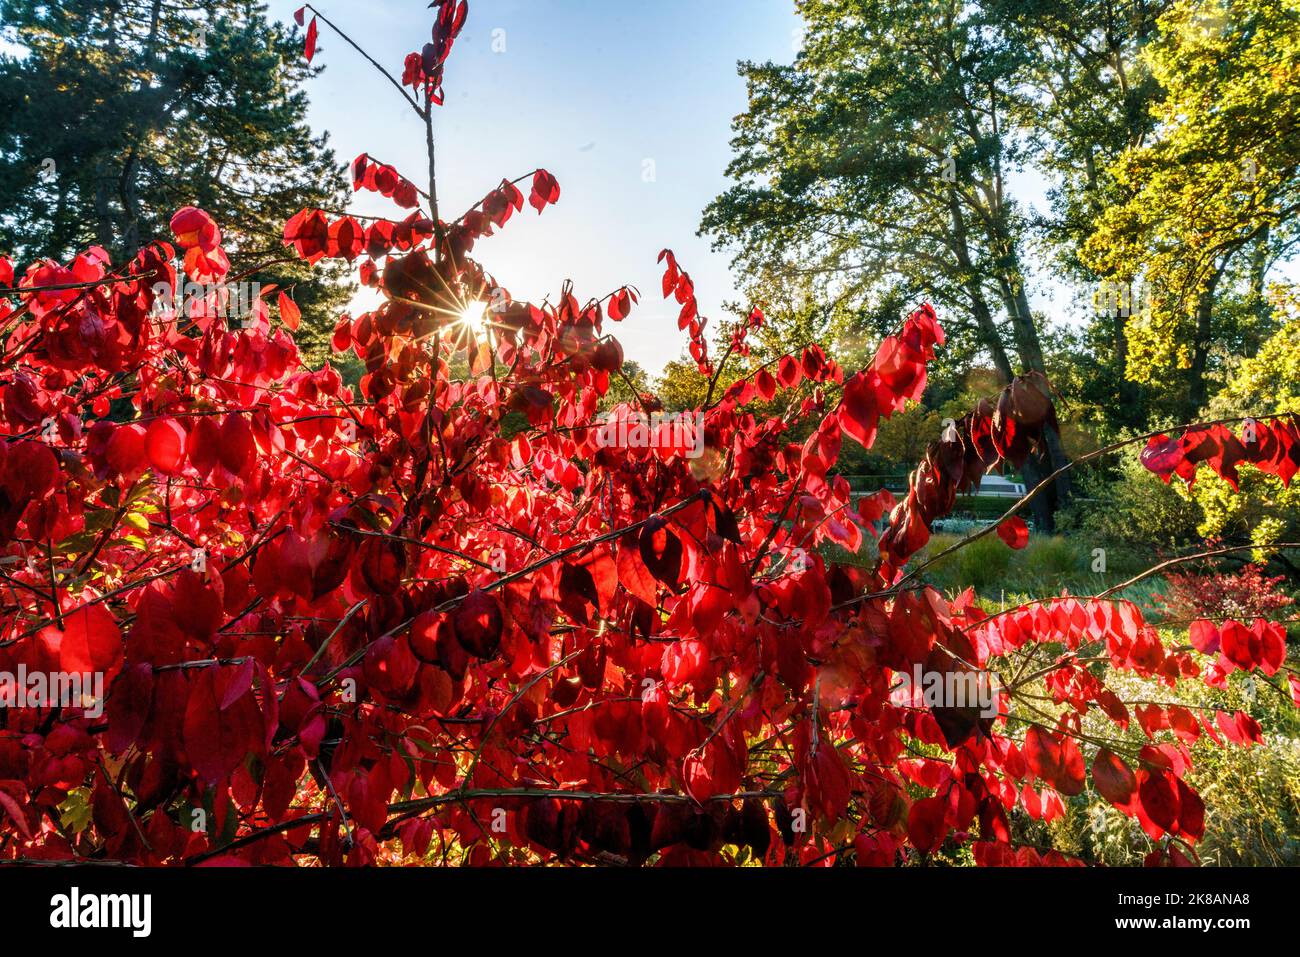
left=911, top=531, right=1154, bottom=608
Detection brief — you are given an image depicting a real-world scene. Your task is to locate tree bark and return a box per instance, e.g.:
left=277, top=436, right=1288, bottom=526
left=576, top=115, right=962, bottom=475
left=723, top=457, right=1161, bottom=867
left=1000, top=276, right=1046, bottom=374
left=948, top=191, right=1013, bottom=383
left=118, top=0, right=165, bottom=258
left=94, top=160, right=116, bottom=251
left=1247, top=228, right=1271, bottom=355
left=1187, top=264, right=1225, bottom=417
left=996, top=253, right=1072, bottom=530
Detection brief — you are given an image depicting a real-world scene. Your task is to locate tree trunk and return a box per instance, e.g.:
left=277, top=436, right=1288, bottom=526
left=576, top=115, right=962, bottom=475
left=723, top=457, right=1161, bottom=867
left=1187, top=265, right=1224, bottom=417
left=94, top=160, right=116, bottom=251
left=1002, top=278, right=1046, bottom=374
left=968, top=289, right=1014, bottom=383
left=118, top=0, right=166, bottom=258
left=1247, top=229, right=1271, bottom=355
left=120, top=148, right=142, bottom=258
left=997, top=257, right=1072, bottom=530
left=948, top=192, right=1013, bottom=383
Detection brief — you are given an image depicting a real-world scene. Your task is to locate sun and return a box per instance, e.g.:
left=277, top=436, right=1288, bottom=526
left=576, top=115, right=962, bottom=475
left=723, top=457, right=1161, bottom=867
left=456, top=300, right=489, bottom=332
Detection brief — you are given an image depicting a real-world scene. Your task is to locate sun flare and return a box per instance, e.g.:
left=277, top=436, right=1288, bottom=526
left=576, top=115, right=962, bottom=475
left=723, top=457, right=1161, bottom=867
left=457, top=300, right=490, bottom=332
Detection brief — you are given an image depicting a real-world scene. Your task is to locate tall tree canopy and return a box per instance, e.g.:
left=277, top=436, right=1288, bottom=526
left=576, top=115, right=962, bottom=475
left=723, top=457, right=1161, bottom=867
left=0, top=0, right=352, bottom=358
left=701, top=0, right=1072, bottom=524
left=703, top=0, right=1040, bottom=381
left=1083, top=0, right=1300, bottom=414
left=987, top=0, right=1169, bottom=432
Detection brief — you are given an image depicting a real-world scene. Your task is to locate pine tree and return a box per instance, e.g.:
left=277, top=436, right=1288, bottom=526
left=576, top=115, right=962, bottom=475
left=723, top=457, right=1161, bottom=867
left=0, top=0, right=352, bottom=361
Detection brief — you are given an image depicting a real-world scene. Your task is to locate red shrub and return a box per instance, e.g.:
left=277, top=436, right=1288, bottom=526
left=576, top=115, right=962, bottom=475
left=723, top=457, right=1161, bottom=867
left=1155, top=563, right=1296, bottom=621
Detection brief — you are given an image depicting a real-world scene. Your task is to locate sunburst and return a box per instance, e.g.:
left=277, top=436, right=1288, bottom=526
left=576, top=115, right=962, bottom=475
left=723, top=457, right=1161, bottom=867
left=455, top=299, right=490, bottom=332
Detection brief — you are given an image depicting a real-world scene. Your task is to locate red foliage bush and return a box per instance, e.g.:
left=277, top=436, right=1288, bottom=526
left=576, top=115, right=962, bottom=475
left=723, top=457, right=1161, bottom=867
left=1154, top=563, right=1296, bottom=621
left=0, top=3, right=1293, bottom=866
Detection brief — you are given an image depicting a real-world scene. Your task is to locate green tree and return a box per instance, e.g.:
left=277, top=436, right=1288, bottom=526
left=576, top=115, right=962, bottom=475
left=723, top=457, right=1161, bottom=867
left=704, top=0, right=1056, bottom=381
left=655, top=356, right=741, bottom=413
left=0, top=0, right=352, bottom=360
left=702, top=0, right=1072, bottom=525
left=1082, top=0, right=1300, bottom=414
left=1188, top=285, right=1300, bottom=562
left=600, top=358, right=650, bottom=410
left=871, top=402, right=942, bottom=468
left=990, top=0, right=1171, bottom=435
left=992, top=0, right=1168, bottom=274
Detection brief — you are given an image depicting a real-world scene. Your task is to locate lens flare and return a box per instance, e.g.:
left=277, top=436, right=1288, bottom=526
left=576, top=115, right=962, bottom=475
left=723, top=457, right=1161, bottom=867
left=457, top=300, right=489, bottom=331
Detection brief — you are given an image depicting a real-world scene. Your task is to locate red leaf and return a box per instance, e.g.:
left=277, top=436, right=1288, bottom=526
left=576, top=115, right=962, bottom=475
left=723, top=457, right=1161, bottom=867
left=0, top=790, right=32, bottom=840
left=351, top=154, right=369, bottom=191
left=529, top=169, right=561, bottom=213
left=106, top=423, right=147, bottom=479
left=1255, top=619, right=1286, bottom=676
left=105, top=664, right=154, bottom=753
left=169, top=206, right=220, bottom=252
left=838, top=372, right=879, bottom=449
left=638, top=517, right=683, bottom=587
left=682, top=740, right=741, bottom=803
left=996, top=516, right=1029, bottom=549
left=145, top=416, right=187, bottom=475
left=608, top=288, right=633, bottom=321
left=1188, top=618, right=1220, bottom=654
left=616, top=536, right=660, bottom=607
left=1140, top=433, right=1185, bottom=482
left=44, top=599, right=122, bottom=677
left=1023, top=726, right=1084, bottom=796
left=1092, top=747, right=1136, bottom=808
left=1137, top=769, right=1179, bottom=835
left=220, top=658, right=256, bottom=710
left=777, top=354, right=802, bottom=389
left=1175, top=777, right=1205, bottom=841
left=304, top=16, right=319, bottom=62
left=183, top=666, right=265, bottom=784
left=409, top=611, right=450, bottom=664
left=218, top=412, right=254, bottom=475
left=283, top=208, right=330, bottom=263
left=907, top=795, right=947, bottom=853
left=1219, top=619, right=1258, bottom=671
left=278, top=291, right=302, bottom=331
left=452, top=590, right=503, bottom=659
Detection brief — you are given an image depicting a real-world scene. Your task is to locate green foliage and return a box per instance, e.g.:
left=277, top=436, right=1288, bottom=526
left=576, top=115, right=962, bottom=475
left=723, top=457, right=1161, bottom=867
left=871, top=403, right=942, bottom=468
left=599, top=359, right=651, bottom=411
left=1189, top=287, right=1300, bottom=553
left=1082, top=0, right=1300, bottom=401
left=924, top=532, right=1013, bottom=593
left=988, top=0, right=1165, bottom=280
left=919, top=530, right=1149, bottom=601
left=701, top=0, right=1051, bottom=382
left=1065, top=450, right=1205, bottom=554
left=655, top=357, right=724, bottom=412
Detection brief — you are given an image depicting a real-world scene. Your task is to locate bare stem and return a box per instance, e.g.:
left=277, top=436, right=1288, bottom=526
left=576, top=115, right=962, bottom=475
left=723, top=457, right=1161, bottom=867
left=304, top=5, right=424, bottom=119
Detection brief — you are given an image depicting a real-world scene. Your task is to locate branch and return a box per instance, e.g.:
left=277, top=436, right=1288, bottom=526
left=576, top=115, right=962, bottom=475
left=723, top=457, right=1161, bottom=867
left=303, top=5, right=424, bottom=119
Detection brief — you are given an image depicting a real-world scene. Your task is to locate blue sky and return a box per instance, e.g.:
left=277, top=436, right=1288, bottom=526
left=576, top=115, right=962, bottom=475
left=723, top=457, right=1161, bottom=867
left=265, top=0, right=804, bottom=375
